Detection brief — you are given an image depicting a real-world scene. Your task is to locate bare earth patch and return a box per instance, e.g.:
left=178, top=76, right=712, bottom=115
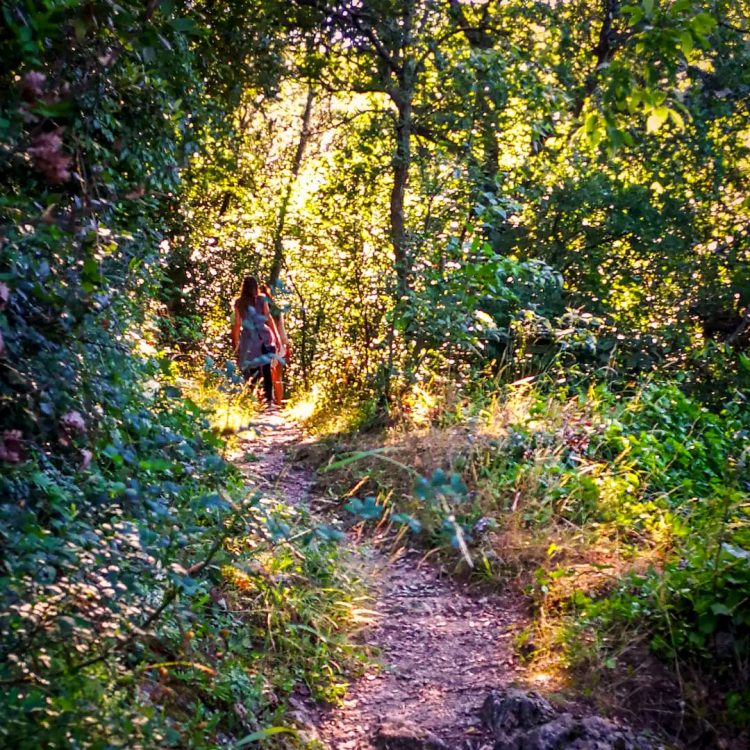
left=230, top=413, right=529, bottom=749
left=313, top=545, right=526, bottom=749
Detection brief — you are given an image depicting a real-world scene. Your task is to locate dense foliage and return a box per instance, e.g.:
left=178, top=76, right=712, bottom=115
left=0, top=2, right=356, bottom=747
left=2, top=0, right=749, bottom=747
left=171, top=0, right=749, bottom=402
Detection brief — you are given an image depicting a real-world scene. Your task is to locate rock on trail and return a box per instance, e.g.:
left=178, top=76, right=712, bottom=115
left=481, top=689, right=657, bottom=750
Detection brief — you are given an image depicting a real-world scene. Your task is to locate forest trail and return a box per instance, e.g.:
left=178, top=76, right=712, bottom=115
left=230, top=412, right=527, bottom=750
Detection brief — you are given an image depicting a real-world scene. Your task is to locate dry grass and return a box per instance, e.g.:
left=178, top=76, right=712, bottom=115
left=307, top=380, right=675, bottom=692
left=180, top=374, right=259, bottom=437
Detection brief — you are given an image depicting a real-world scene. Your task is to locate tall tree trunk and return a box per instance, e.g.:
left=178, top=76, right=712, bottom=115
left=269, top=86, right=315, bottom=286
left=449, top=0, right=505, bottom=245
left=478, top=97, right=500, bottom=197
left=390, top=94, right=413, bottom=298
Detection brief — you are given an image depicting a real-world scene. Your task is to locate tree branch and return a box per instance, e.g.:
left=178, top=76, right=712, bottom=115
left=718, top=20, right=750, bottom=35
left=572, top=0, right=620, bottom=119
left=340, top=9, right=402, bottom=78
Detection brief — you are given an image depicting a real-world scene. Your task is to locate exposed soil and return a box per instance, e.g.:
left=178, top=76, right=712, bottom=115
left=311, top=546, right=526, bottom=749
left=231, top=411, right=313, bottom=507
left=229, top=412, right=529, bottom=749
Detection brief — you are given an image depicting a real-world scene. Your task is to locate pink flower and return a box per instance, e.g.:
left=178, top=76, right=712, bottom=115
left=61, top=410, right=86, bottom=433
left=0, top=431, right=26, bottom=463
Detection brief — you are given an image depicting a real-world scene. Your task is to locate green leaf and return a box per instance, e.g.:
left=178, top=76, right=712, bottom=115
left=584, top=112, right=599, bottom=134
left=431, top=468, right=447, bottom=487
left=722, top=543, right=750, bottom=561
left=690, top=12, right=717, bottom=35
left=200, top=493, right=232, bottom=511
left=73, top=18, right=87, bottom=41
left=235, top=726, right=297, bottom=747
left=622, top=4, right=644, bottom=25
left=344, top=497, right=363, bottom=515
left=349, top=496, right=382, bottom=520
left=266, top=517, right=291, bottom=540
left=103, top=444, right=123, bottom=466
left=391, top=512, right=422, bottom=533
left=414, top=476, right=431, bottom=501
left=679, top=30, right=693, bottom=56
left=646, top=106, right=669, bottom=133
left=31, top=100, right=73, bottom=118
left=315, top=524, right=346, bottom=542
left=323, top=448, right=388, bottom=472
left=449, top=472, right=468, bottom=495
left=668, top=108, right=685, bottom=130
left=710, top=602, right=732, bottom=617
left=170, top=17, right=198, bottom=33
left=83, top=257, right=99, bottom=282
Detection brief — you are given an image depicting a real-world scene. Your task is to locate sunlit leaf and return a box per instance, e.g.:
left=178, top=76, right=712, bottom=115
left=236, top=726, right=297, bottom=747
left=679, top=30, right=693, bottom=56
left=646, top=106, right=669, bottom=133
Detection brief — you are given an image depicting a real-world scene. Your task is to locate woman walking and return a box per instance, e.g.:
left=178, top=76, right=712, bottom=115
left=231, top=276, right=281, bottom=406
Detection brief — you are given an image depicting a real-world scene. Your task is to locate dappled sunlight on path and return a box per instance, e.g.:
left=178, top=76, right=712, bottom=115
left=229, top=412, right=527, bottom=749
left=229, top=410, right=315, bottom=506
left=313, top=545, right=525, bottom=749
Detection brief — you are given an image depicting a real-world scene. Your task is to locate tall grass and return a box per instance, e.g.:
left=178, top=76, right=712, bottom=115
left=315, top=374, right=750, bottom=740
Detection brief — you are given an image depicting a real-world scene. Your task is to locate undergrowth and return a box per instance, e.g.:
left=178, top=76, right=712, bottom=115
left=1, top=363, right=364, bottom=749
left=311, top=373, right=750, bottom=745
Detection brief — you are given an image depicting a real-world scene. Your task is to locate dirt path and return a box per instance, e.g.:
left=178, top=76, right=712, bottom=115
left=230, top=413, right=527, bottom=749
